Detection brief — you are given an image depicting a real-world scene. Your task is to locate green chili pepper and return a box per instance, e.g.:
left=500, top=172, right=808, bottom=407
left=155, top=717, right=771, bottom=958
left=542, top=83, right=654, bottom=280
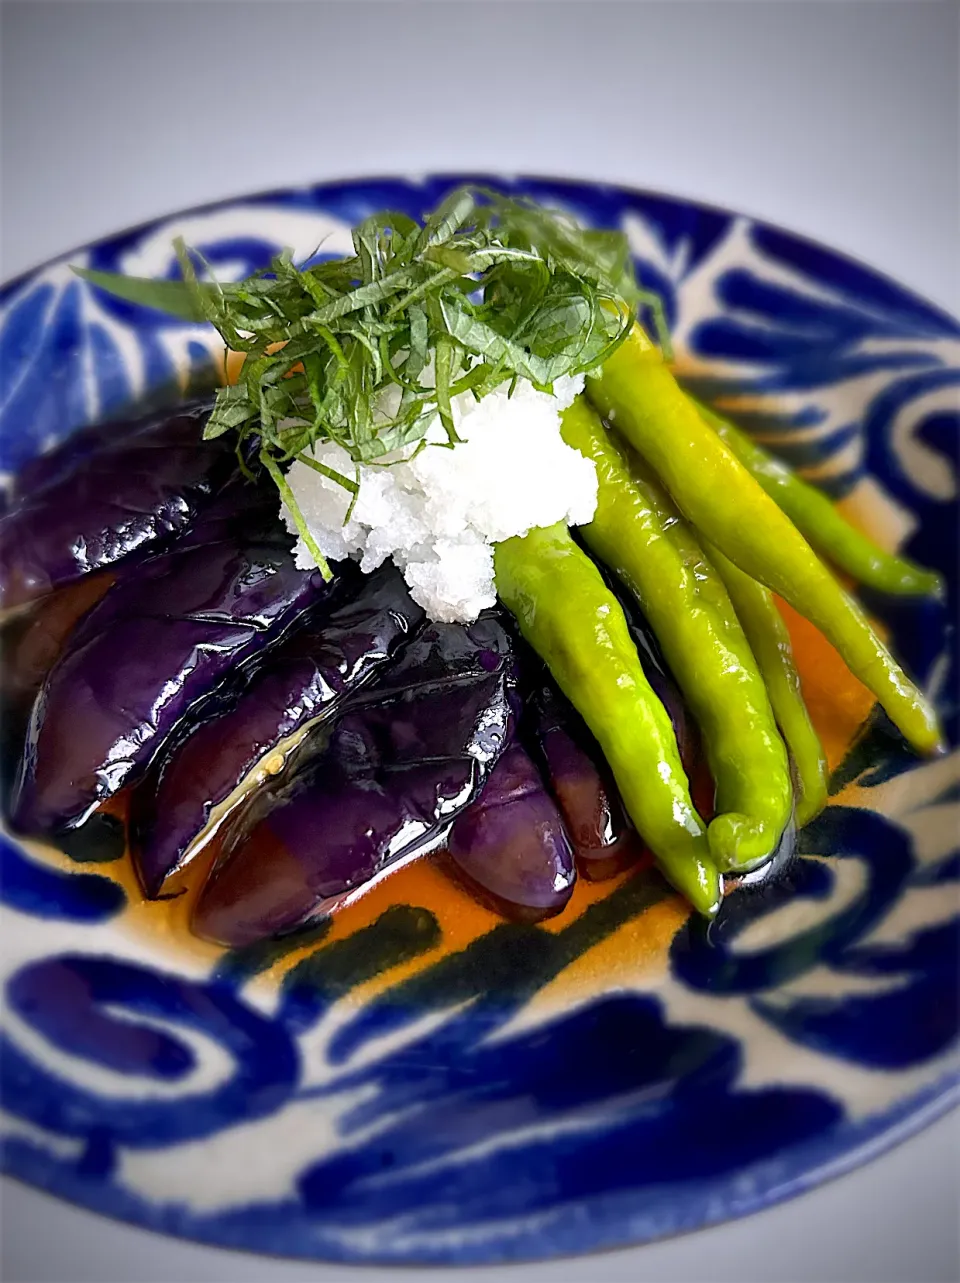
left=703, top=540, right=828, bottom=828
left=692, top=398, right=943, bottom=598
left=588, top=327, right=943, bottom=757
left=560, top=398, right=792, bottom=873
left=493, top=523, right=722, bottom=915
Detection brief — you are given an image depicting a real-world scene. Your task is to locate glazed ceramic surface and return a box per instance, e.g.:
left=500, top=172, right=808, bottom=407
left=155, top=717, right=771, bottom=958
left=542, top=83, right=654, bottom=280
left=1, top=176, right=957, bottom=1266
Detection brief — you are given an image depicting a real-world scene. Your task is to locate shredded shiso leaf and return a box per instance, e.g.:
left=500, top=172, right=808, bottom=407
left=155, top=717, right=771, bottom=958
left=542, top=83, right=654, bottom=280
left=75, top=186, right=665, bottom=579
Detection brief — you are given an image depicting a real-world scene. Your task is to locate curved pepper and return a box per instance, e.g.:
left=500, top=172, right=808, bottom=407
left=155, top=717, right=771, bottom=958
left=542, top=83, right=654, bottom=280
left=587, top=327, right=942, bottom=756
left=704, top=541, right=828, bottom=829
left=494, top=523, right=721, bottom=915
left=560, top=398, right=792, bottom=872
left=692, top=398, right=943, bottom=598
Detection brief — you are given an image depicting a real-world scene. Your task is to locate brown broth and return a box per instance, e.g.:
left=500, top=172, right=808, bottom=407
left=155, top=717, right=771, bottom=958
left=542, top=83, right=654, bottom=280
left=11, top=593, right=874, bottom=1001
left=9, top=366, right=882, bottom=996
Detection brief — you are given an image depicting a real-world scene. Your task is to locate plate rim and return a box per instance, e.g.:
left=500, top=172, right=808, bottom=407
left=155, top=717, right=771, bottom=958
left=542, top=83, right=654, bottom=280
left=2, top=170, right=958, bottom=331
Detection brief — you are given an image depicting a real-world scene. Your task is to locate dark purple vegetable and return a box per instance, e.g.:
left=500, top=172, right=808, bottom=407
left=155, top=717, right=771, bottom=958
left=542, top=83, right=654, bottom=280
left=0, top=572, right=121, bottom=820
left=446, top=743, right=576, bottom=919
left=1, top=572, right=116, bottom=715
left=11, top=398, right=208, bottom=499
left=532, top=681, right=640, bottom=881
left=0, top=399, right=236, bottom=611
left=130, top=562, right=426, bottom=897
left=10, top=524, right=332, bottom=836
left=612, top=583, right=698, bottom=774
left=192, top=617, right=515, bottom=948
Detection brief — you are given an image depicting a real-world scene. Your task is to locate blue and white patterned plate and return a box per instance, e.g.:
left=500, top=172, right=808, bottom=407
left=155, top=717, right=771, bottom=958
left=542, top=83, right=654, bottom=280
left=1, top=175, right=957, bottom=1267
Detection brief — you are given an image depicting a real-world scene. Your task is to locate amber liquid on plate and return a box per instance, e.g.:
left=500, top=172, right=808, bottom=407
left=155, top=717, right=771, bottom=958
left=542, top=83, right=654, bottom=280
left=13, top=588, right=877, bottom=1002
left=9, top=359, right=881, bottom=995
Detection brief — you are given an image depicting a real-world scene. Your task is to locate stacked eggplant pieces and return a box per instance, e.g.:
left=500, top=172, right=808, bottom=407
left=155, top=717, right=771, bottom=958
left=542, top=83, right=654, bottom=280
left=1, top=401, right=698, bottom=947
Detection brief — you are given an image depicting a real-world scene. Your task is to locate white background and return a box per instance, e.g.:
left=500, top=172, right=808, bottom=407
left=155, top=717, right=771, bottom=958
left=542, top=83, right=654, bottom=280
left=1, top=2, right=958, bottom=1281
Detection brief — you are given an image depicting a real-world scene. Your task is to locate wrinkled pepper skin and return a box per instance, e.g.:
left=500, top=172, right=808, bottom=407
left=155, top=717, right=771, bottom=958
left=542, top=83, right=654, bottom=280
left=693, top=398, right=943, bottom=598
left=11, top=526, right=332, bottom=835
left=706, top=541, right=828, bottom=829
left=560, top=398, right=791, bottom=872
left=192, top=617, right=516, bottom=948
left=131, top=563, right=425, bottom=897
left=494, top=523, right=721, bottom=916
left=531, top=680, right=640, bottom=881
left=0, top=400, right=234, bottom=611
left=588, top=328, right=942, bottom=755
left=447, top=743, right=576, bottom=916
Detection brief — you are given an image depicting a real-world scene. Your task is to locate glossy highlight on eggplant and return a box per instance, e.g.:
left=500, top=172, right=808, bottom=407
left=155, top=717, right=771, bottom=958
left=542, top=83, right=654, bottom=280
left=131, top=563, right=426, bottom=897
left=0, top=399, right=234, bottom=611
left=11, top=521, right=332, bottom=836
left=446, top=742, right=576, bottom=918
left=192, top=617, right=516, bottom=948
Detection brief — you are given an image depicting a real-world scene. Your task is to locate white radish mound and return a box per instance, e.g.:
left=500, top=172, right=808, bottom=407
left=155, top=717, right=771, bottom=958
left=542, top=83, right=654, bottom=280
left=284, top=374, right=597, bottom=622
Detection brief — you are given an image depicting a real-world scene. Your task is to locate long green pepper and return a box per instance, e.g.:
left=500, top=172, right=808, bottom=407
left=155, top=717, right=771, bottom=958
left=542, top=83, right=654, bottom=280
left=692, top=398, right=943, bottom=598
left=588, top=327, right=943, bottom=756
left=704, top=540, right=828, bottom=828
left=560, top=398, right=793, bottom=873
left=493, top=524, right=722, bottom=915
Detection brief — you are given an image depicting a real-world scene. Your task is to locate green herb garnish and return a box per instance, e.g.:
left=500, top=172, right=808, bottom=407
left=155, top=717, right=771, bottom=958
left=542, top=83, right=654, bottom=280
left=74, top=186, right=664, bottom=579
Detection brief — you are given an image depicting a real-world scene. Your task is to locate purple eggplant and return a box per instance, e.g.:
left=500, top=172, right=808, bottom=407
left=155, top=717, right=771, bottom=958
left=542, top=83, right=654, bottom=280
left=130, top=563, right=426, bottom=897
left=446, top=743, right=576, bottom=919
left=10, top=524, right=332, bottom=836
left=0, top=400, right=236, bottom=611
left=532, top=681, right=641, bottom=881
left=191, top=617, right=515, bottom=948
left=10, top=397, right=210, bottom=500
left=612, top=586, right=698, bottom=774
left=1, top=571, right=116, bottom=715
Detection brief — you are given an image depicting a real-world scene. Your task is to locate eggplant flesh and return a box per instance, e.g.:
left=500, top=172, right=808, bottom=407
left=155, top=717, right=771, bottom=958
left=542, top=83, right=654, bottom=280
left=130, top=563, right=426, bottom=897
left=10, top=524, right=332, bottom=836
left=192, top=617, right=515, bottom=948
left=0, top=400, right=235, bottom=612
left=446, top=742, right=576, bottom=918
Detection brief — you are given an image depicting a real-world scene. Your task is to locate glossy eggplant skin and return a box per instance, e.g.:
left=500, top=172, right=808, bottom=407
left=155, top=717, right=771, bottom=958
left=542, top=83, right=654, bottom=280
left=0, top=400, right=235, bottom=611
left=531, top=681, right=640, bottom=881
left=10, top=525, right=332, bottom=836
left=0, top=572, right=116, bottom=716
left=446, top=743, right=576, bottom=918
left=11, top=398, right=207, bottom=499
left=192, top=617, right=515, bottom=948
left=131, top=563, right=426, bottom=897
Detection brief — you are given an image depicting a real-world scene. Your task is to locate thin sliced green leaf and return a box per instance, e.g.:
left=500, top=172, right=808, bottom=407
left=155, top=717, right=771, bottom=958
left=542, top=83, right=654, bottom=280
left=261, top=451, right=333, bottom=581
left=438, top=296, right=553, bottom=386
left=295, top=452, right=359, bottom=493
left=77, top=185, right=670, bottom=576
left=72, top=267, right=216, bottom=320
